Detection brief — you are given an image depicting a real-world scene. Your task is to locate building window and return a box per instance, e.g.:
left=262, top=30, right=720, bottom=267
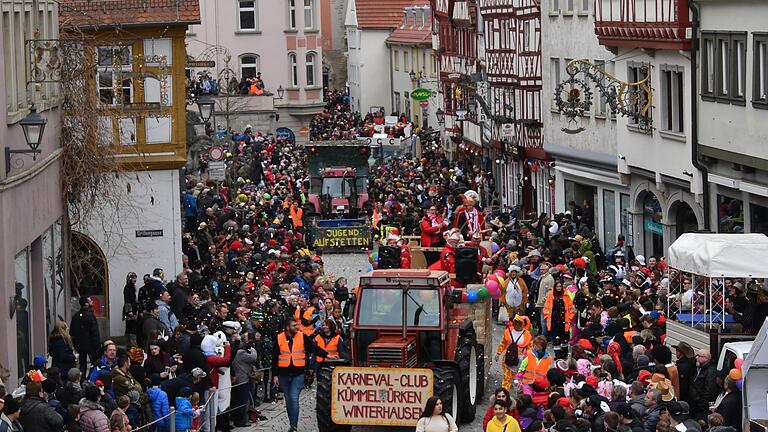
left=431, top=54, right=437, bottom=76
left=304, top=0, right=314, bottom=29
left=627, top=63, right=651, bottom=125
left=565, top=0, right=574, bottom=13
left=751, top=203, right=768, bottom=235
left=403, top=50, right=409, bottom=72
left=718, top=195, right=744, bottom=233
left=306, top=52, right=317, bottom=86
left=238, top=0, right=257, bottom=31
left=754, top=34, right=768, bottom=106
left=394, top=92, right=401, bottom=114
left=551, top=0, right=559, bottom=13
left=394, top=49, right=400, bottom=71
left=603, top=190, right=616, bottom=247
left=660, top=67, right=684, bottom=133
left=97, top=46, right=133, bottom=105
left=580, top=0, right=590, bottom=14
left=288, top=0, right=296, bottom=29
left=701, top=35, right=715, bottom=97
left=550, top=58, right=560, bottom=109
left=288, top=52, right=298, bottom=87
left=620, top=193, right=631, bottom=244
left=240, top=54, right=259, bottom=79
left=704, top=32, right=746, bottom=104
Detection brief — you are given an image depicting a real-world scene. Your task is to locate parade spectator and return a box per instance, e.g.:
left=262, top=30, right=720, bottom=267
left=19, top=381, right=64, bottom=431
left=415, top=396, right=458, bottom=432
left=484, top=398, right=520, bottom=432
left=49, top=320, right=77, bottom=378
left=689, top=349, right=720, bottom=421
left=0, top=396, right=22, bottom=432
left=70, top=297, right=101, bottom=374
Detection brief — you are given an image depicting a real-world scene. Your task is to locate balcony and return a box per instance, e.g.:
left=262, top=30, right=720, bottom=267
left=594, top=0, right=691, bottom=50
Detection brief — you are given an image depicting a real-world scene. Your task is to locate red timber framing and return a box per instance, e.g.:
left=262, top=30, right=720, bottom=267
left=479, top=0, right=542, bottom=149
left=594, top=0, right=691, bottom=50
left=433, top=0, right=479, bottom=117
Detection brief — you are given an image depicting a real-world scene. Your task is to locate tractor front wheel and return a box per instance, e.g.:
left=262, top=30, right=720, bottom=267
left=316, top=364, right=352, bottom=432
left=433, top=365, right=461, bottom=422
left=454, top=338, right=478, bottom=423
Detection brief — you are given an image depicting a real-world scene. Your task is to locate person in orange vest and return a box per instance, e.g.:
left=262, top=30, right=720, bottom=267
left=288, top=198, right=304, bottom=232
left=517, top=336, right=553, bottom=386
left=542, top=281, right=576, bottom=345
left=314, top=319, right=342, bottom=364
left=495, top=315, right=533, bottom=389
left=294, top=296, right=318, bottom=336
left=272, top=318, right=328, bottom=432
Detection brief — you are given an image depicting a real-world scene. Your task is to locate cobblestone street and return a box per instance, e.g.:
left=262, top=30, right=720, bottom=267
left=234, top=253, right=505, bottom=432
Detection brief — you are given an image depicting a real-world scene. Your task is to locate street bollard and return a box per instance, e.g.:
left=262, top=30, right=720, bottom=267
left=169, top=407, right=175, bottom=432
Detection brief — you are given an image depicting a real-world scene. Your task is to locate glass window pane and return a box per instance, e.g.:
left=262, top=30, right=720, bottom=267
left=718, top=194, right=744, bottom=233
left=240, top=11, right=255, bottom=29
left=603, top=190, right=616, bottom=247
left=15, top=249, right=30, bottom=378
left=620, top=193, right=630, bottom=243
left=751, top=203, right=768, bottom=235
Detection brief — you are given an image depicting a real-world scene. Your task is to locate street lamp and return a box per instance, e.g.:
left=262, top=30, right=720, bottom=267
left=436, top=108, right=445, bottom=126
left=409, top=70, right=416, bottom=81
left=6, top=105, right=47, bottom=173
left=196, top=94, right=215, bottom=123
left=276, top=85, right=285, bottom=100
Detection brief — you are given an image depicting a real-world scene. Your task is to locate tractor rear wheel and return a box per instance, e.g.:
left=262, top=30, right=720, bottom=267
left=476, top=344, right=486, bottom=397
left=316, top=364, right=351, bottom=432
left=433, top=365, right=460, bottom=422
left=455, top=337, right=478, bottom=423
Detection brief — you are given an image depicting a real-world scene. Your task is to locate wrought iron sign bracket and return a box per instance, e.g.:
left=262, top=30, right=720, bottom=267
left=554, top=59, right=654, bottom=134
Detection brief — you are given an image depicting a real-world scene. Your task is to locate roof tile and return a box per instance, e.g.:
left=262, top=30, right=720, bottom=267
left=59, top=0, right=200, bottom=28
left=356, top=0, right=429, bottom=29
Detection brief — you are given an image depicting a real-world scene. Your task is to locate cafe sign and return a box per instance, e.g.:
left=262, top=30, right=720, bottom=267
left=331, top=367, right=434, bottom=426
left=411, top=88, right=432, bottom=100
left=311, top=226, right=371, bottom=249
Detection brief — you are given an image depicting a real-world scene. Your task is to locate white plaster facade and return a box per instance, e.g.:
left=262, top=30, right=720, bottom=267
left=541, top=0, right=627, bottom=246
left=695, top=0, right=768, bottom=237
left=78, top=170, right=184, bottom=338
left=345, top=1, right=392, bottom=116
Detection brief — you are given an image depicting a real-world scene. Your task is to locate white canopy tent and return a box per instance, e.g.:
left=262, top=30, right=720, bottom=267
left=667, top=233, right=768, bottom=278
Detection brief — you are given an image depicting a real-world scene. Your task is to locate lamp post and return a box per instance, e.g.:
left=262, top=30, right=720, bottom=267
left=196, top=94, right=215, bottom=123
left=276, top=85, right=285, bottom=100
left=6, top=105, right=48, bottom=174
left=435, top=108, right=445, bottom=126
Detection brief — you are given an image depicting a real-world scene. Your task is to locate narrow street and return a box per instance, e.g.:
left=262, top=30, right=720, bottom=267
left=237, top=253, right=505, bottom=432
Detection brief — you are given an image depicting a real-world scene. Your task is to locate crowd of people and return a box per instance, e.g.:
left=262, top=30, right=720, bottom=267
left=0, top=89, right=763, bottom=432
left=309, top=90, right=413, bottom=141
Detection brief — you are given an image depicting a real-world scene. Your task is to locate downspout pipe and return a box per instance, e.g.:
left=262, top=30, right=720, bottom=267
left=689, top=0, right=711, bottom=231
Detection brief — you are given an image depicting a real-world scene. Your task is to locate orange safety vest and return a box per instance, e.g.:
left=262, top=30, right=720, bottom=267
left=314, top=334, right=340, bottom=363
left=290, top=205, right=304, bottom=228
left=277, top=332, right=306, bottom=368
left=624, top=330, right=638, bottom=343
left=520, top=352, right=553, bottom=385
left=295, top=306, right=316, bottom=336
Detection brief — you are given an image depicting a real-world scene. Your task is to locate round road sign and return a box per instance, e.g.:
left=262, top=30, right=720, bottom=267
left=209, top=146, right=225, bottom=161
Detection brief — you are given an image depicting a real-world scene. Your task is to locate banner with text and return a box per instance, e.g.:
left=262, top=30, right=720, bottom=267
left=311, top=226, right=371, bottom=250
left=331, top=367, right=434, bottom=426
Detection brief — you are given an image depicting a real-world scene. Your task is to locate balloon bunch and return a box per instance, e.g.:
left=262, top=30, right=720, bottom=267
left=368, top=250, right=379, bottom=270
left=484, top=270, right=507, bottom=300
left=732, top=358, right=745, bottom=390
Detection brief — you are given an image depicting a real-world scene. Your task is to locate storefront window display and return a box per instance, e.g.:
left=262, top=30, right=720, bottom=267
left=718, top=195, right=744, bottom=233
left=642, top=192, right=664, bottom=258
left=751, top=203, right=768, bottom=235
left=603, top=190, right=616, bottom=245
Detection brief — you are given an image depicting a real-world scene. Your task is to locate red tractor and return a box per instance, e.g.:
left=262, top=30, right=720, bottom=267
left=315, top=269, right=485, bottom=431
left=307, top=167, right=368, bottom=219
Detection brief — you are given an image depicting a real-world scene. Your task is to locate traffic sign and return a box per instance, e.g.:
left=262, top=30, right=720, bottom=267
left=419, top=100, right=429, bottom=108
left=208, top=146, right=224, bottom=161
left=208, top=160, right=226, bottom=181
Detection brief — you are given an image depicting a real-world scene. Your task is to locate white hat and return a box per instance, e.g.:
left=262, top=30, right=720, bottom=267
left=565, top=210, right=572, bottom=216
left=222, top=321, right=242, bottom=333
left=636, top=255, right=646, bottom=266
left=614, top=250, right=624, bottom=257
left=621, top=279, right=632, bottom=287
left=461, top=190, right=479, bottom=202
left=508, top=264, right=521, bottom=273
left=549, top=221, right=559, bottom=235
left=579, top=276, right=589, bottom=286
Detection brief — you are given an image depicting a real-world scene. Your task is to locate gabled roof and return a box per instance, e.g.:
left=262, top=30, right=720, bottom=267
left=386, top=6, right=432, bottom=45
left=59, top=0, right=200, bottom=29
left=355, top=0, right=429, bottom=30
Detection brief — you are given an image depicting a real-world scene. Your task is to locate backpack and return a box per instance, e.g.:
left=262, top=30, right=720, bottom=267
left=504, top=330, right=523, bottom=368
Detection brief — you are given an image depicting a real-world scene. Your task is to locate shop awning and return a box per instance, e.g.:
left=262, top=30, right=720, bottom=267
left=667, top=233, right=768, bottom=277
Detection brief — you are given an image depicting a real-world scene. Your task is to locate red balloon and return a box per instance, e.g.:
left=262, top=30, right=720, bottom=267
left=734, top=358, right=744, bottom=370
left=493, top=269, right=507, bottom=279
left=461, top=291, right=468, bottom=303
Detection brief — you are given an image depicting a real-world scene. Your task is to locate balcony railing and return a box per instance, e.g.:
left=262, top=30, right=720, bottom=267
left=594, top=0, right=691, bottom=50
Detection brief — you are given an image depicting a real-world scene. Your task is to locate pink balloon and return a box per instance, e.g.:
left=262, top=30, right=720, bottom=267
left=485, top=279, right=502, bottom=293
left=735, top=358, right=744, bottom=370
left=493, top=269, right=507, bottom=279
left=490, top=288, right=502, bottom=299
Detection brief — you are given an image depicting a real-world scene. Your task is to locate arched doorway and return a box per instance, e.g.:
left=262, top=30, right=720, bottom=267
left=673, top=201, right=699, bottom=238
left=69, top=232, right=109, bottom=318
left=322, top=59, right=333, bottom=91
left=641, top=192, right=664, bottom=258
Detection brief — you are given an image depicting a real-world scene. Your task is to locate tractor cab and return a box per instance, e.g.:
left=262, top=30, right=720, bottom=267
left=309, top=167, right=367, bottom=218
left=351, top=270, right=453, bottom=368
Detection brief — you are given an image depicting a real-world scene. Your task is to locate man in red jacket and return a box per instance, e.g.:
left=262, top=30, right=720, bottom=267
left=453, top=190, right=486, bottom=240
left=420, top=206, right=448, bottom=247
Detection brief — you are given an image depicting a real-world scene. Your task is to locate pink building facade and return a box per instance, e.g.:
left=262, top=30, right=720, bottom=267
left=0, top=0, right=66, bottom=387
left=187, top=0, right=335, bottom=141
